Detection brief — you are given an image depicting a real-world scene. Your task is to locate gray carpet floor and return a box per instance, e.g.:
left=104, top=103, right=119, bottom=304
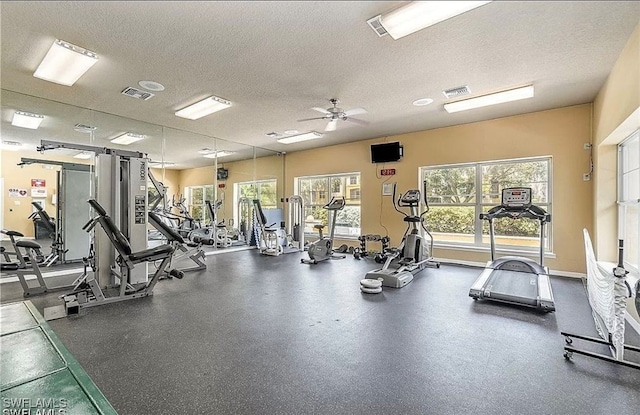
left=2, top=249, right=639, bottom=414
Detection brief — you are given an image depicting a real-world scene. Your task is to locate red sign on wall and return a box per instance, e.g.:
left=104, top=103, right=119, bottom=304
left=31, top=179, right=46, bottom=187
left=218, top=183, right=226, bottom=189
left=380, top=169, right=396, bottom=176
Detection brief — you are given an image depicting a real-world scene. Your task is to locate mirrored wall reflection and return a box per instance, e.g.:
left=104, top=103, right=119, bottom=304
left=1, top=89, right=286, bottom=264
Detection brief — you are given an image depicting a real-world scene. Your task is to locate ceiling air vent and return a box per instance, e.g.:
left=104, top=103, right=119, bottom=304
left=443, top=85, right=471, bottom=99
left=74, top=123, right=96, bottom=133
left=367, top=15, right=388, bottom=37
left=121, top=86, right=154, bottom=101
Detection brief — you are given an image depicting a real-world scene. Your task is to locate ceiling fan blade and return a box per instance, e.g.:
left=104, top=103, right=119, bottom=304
left=344, top=107, right=367, bottom=117
left=297, top=117, right=327, bottom=122
left=312, top=107, right=331, bottom=115
left=325, top=119, right=338, bottom=132
left=345, top=117, right=369, bottom=126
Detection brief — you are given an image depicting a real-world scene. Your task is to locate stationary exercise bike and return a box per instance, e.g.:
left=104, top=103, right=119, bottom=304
left=301, top=197, right=346, bottom=265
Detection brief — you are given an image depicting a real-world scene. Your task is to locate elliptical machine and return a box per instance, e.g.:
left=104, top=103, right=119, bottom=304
left=301, top=197, right=346, bottom=265
left=364, top=182, right=439, bottom=288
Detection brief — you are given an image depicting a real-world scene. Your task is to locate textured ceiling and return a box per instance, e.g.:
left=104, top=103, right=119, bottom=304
left=1, top=1, right=639, bottom=165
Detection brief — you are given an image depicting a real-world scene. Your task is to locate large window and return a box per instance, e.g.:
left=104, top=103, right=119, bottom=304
left=184, top=185, right=215, bottom=222
left=421, top=157, right=552, bottom=251
left=619, top=130, right=640, bottom=272
left=296, top=173, right=361, bottom=238
left=236, top=180, right=277, bottom=209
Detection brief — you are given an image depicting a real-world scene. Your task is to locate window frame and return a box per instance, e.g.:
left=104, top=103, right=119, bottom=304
left=184, top=185, right=215, bottom=222
left=294, top=172, right=361, bottom=239
left=233, top=179, right=278, bottom=224
left=420, top=156, right=553, bottom=253
left=618, top=129, right=640, bottom=273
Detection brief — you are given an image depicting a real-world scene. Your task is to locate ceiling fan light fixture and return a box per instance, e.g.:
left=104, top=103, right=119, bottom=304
left=444, top=85, right=534, bottom=113
left=376, top=1, right=492, bottom=40
left=12, top=111, right=44, bottom=129
left=277, top=131, right=323, bottom=144
left=33, top=39, right=98, bottom=86
left=175, top=95, right=231, bottom=120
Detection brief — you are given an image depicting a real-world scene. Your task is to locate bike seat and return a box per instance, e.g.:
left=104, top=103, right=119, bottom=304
left=313, top=225, right=325, bottom=230
left=16, top=240, right=42, bottom=250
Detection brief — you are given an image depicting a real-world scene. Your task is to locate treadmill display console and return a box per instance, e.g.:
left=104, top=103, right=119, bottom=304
left=502, top=187, right=532, bottom=208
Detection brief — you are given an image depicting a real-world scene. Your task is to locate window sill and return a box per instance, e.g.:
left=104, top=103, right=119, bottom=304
left=434, top=242, right=556, bottom=259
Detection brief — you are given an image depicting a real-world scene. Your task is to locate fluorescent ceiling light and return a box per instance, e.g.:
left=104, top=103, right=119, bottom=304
left=175, top=96, right=232, bottom=120
left=111, top=132, right=146, bottom=145
left=376, top=1, right=492, bottom=40
left=1, top=140, right=23, bottom=151
left=33, top=39, right=98, bottom=86
left=73, top=152, right=93, bottom=159
left=149, top=161, right=176, bottom=167
left=444, top=85, right=534, bottom=113
left=277, top=131, right=323, bottom=144
left=203, top=151, right=234, bottom=158
left=12, top=111, right=44, bottom=129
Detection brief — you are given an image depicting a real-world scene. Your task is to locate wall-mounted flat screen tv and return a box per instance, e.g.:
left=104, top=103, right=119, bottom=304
left=371, top=142, right=403, bottom=163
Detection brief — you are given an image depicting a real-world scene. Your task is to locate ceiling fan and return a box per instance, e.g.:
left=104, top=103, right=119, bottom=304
left=298, top=98, right=368, bottom=132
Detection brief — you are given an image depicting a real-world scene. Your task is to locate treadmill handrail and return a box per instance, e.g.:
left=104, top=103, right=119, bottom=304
left=480, top=204, right=550, bottom=223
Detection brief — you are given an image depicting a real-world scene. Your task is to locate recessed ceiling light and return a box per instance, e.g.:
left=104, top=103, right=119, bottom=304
left=277, top=131, right=323, bottom=144
left=175, top=96, right=232, bottom=120
left=33, top=39, right=98, bottom=86
left=412, top=98, right=433, bottom=106
left=444, top=85, right=534, bottom=113
left=203, top=151, right=234, bottom=158
left=12, top=111, right=44, bottom=129
left=73, top=152, right=93, bottom=159
left=1, top=140, right=23, bottom=151
left=111, top=132, right=145, bottom=145
left=138, top=80, right=165, bottom=92
left=284, top=130, right=299, bottom=135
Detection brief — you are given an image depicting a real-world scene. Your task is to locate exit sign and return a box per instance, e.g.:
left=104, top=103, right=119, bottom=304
left=218, top=183, right=226, bottom=189
left=380, top=168, right=396, bottom=176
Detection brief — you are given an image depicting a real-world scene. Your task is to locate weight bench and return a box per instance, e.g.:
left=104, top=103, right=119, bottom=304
left=28, top=203, right=65, bottom=266
left=148, top=211, right=207, bottom=273
left=1, top=229, right=44, bottom=269
left=62, top=199, right=182, bottom=313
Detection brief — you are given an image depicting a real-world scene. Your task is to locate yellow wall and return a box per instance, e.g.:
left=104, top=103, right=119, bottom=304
left=286, top=104, right=593, bottom=274
left=592, top=22, right=640, bottom=261
left=0, top=150, right=89, bottom=237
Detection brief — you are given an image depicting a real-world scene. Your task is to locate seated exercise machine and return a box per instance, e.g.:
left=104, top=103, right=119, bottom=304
left=13, top=239, right=77, bottom=296
left=301, top=197, right=347, bottom=265
left=205, top=200, right=233, bottom=248
left=282, top=195, right=305, bottom=254
left=28, top=203, right=66, bottom=266
left=1, top=229, right=45, bottom=270
left=561, top=230, right=639, bottom=370
left=62, top=200, right=182, bottom=314
left=148, top=211, right=207, bottom=273
left=253, top=199, right=283, bottom=256
left=363, top=182, right=439, bottom=288
left=469, top=187, right=555, bottom=312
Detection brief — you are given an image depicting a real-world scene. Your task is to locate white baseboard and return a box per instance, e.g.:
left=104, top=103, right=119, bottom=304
left=433, top=257, right=585, bottom=279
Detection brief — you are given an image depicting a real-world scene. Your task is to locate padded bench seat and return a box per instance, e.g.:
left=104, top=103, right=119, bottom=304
left=16, top=240, right=42, bottom=250
left=1, top=230, right=24, bottom=237
left=128, top=245, right=174, bottom=262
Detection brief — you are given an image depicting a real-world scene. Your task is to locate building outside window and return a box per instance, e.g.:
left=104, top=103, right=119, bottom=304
left=296, top=173, right=361, bottom=237
left=421, top=157, right=552, bottom=251
left=618, top=130, right=640, bottom=272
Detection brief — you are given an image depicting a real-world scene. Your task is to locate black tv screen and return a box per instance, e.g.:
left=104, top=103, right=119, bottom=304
left=371, top=142, right=403, bottom=163
left=217, top=167, right=229, bottom=180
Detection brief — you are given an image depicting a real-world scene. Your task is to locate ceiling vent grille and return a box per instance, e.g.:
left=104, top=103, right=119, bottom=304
left=443, top=85, right=471, bottom=99
left=121, top=87, right=154, bottom=100
left=367, top=15, right=388, bottom=37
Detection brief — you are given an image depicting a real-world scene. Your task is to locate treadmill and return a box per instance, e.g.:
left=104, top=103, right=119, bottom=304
left=469, top=187, right=555, bottom=312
